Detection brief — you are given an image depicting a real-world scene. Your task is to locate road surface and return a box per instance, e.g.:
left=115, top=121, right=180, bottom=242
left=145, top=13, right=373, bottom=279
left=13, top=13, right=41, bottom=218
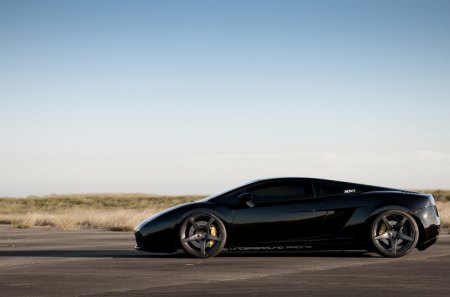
left=0, top=225, right=449, bottom=296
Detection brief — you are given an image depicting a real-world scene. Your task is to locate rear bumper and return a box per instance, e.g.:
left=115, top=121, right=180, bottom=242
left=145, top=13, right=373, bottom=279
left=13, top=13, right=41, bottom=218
left=414, top=205, right=440, bottom=250
left=418, top=236, right=438, bottom=251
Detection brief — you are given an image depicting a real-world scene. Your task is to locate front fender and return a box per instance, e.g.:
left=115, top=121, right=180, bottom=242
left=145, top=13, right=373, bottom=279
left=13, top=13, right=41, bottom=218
left=135, top=202, right=233, bottom=252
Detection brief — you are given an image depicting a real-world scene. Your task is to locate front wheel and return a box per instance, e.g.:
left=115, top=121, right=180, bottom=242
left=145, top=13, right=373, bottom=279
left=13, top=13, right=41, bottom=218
left=179, top=213, right=227, bottom=258
left=370, top=210, right=419, bottom=257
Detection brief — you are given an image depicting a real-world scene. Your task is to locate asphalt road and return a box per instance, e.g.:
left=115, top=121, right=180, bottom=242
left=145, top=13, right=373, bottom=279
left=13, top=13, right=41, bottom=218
left=0, top=225, right=449, bottom=297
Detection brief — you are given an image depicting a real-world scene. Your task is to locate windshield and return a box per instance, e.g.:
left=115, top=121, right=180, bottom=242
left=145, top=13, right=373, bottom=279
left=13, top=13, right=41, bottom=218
left=198, top=179, right=259, bottom=202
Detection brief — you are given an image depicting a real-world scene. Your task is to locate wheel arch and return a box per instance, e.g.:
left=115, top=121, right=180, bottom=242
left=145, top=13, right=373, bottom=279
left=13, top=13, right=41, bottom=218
left=365, top=205, right=410, bottom=226
left=409, top=213, right=426, bottom=248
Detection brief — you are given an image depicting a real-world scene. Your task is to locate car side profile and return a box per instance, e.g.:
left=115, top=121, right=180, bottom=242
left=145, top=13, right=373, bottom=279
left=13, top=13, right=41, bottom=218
left=134, top=178, right=440, bottom=258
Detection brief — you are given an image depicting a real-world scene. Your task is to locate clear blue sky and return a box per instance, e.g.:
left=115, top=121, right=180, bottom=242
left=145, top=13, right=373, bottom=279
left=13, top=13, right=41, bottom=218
left=1, top=0, right=449, bottom=196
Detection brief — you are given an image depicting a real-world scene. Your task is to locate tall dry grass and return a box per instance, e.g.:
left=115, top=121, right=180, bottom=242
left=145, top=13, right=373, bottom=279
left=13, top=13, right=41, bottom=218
left=416, top=189, right=450, bottom=202
left=436, top=201, right=450, bottom=229
left=0, top=209, right=157, bottom=231
left=0, top=194, right=201, bottom=231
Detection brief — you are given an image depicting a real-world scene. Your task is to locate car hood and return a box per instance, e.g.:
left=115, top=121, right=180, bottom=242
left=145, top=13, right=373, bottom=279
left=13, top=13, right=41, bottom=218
left=134, top=200, right=200, bottom=231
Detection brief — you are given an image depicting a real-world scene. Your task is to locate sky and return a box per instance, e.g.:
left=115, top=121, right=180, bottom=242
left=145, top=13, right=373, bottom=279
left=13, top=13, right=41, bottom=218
left=1, top=0, right=450, bottom=196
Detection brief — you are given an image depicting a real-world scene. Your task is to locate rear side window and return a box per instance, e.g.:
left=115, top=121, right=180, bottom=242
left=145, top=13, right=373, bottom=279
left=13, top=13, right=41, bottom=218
left=314, top=181, right=359, bottom=197
left=248, top=181, right=314, bottom=204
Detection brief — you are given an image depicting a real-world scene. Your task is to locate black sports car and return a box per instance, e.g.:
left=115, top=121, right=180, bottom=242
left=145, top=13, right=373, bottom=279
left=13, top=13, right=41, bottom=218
left=135, top=178, right=440, bottom=258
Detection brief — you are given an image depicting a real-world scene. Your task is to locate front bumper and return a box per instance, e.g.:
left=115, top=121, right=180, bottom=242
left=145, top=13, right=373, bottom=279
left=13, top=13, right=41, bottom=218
left=134, top=230, right=177, bottom=253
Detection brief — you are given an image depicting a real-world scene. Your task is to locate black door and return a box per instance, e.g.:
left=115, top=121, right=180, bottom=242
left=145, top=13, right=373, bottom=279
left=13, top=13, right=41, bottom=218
left=232, top=180, right=327, bottom=246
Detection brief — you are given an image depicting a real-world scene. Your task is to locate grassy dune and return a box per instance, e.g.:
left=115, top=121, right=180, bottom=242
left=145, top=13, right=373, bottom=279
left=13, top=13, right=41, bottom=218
left=0, top=191, right=448, bottom=231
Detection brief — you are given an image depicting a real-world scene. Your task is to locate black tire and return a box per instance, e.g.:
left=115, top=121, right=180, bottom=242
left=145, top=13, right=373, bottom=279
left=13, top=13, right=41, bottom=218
left=179, top=213, right=227, bottom=258
left=370, top=210, right=419, bottom=257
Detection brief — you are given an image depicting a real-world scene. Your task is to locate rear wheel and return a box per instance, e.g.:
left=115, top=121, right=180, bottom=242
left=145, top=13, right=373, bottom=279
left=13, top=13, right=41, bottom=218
left=179, top=213, right=227, bottom=258
left=371, top=210, right=419, bottom=257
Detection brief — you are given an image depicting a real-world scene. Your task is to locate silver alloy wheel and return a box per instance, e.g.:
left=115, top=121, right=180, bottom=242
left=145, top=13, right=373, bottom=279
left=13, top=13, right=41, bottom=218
left=371, top=210, right=419, bottom=257
left=179, top=213, right=227, bottom=258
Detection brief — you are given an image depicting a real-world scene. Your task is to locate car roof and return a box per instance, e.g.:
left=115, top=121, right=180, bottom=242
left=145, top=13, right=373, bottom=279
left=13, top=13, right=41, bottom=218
left=248, top=177, right=400, bottom=191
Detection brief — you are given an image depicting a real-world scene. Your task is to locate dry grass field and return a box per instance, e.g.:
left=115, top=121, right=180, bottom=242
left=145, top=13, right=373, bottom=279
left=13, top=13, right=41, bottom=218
left=0, top=190, right=448, bottom=231
left=0, top=194, right=201, bottom=231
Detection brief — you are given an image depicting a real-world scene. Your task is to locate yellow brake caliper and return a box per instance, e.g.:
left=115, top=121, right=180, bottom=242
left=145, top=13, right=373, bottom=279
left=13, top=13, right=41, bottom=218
left=379, top=221, right=387, bottom=236
left=208, top=225, right=217, bottom=248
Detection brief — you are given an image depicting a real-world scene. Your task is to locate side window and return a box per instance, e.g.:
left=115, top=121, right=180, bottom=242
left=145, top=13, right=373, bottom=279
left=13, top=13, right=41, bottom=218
left=314, top=181, right=359, bottom=197
left=248, top=181, right=313, bottom=204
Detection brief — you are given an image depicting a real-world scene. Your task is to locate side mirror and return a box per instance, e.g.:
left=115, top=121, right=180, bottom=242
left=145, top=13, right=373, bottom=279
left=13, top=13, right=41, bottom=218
left=237, top=193, right=255, bottom=208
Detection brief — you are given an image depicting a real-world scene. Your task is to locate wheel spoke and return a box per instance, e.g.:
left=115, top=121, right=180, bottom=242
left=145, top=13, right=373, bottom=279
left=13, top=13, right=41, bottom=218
left=374, top=233, right=389, bottom=240
left=390, top=238, right=397, bottom=253
left=397, top=217, right=407, bottom=229
left=189, top=217, right=200, bottom=232
left=398, top=233, right=414, bottom=242
left=207, top=235, right=221, bottom=242
left=182, top=235, right=199, bottom=243
left=381, top=216, right=392, bottom=230
left=206, top=216, right=215, bottom=229
left=200, top=240, right=206, bottom=256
